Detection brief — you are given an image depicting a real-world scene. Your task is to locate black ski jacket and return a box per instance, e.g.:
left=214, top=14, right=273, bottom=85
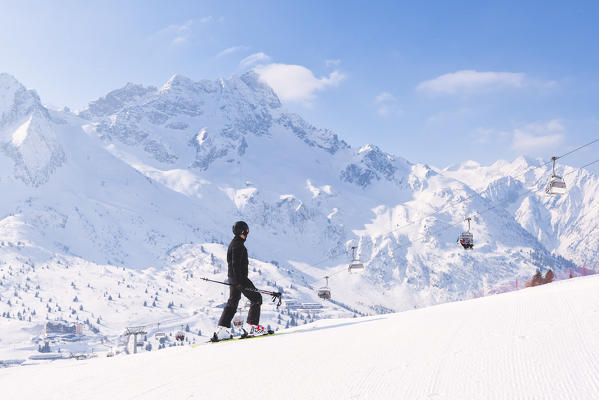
left=227, top=236, right=249, bottom=286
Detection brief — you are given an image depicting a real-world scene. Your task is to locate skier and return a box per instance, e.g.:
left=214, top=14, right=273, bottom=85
left=212, top=221, right=266, bottom=341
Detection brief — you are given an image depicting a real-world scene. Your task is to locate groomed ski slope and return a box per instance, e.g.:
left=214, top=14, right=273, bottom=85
left=2, top=275, right=599, bottom=400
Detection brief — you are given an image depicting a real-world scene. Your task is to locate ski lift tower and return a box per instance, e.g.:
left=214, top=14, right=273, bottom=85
left=125, top=326, right=147, bottom=354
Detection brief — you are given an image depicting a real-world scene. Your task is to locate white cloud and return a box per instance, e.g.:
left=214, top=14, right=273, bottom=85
left=216, top=46, right=250, bottom=58
left=154, top=19, right=194, bottom=46
left=374, top=92, right=402, bottom=117
left=511, top=120, right=565, bottom=153
left=153, top=17, right=215, bottom=46
left=325, top=59, right=341, bottom=67
left=417, top=70, right=526, bottom=95
left=255, top=63, right=346, bottom=104
left=472, top=127, right=504, bottom=144
left=240, top=52, right=271, bottom=67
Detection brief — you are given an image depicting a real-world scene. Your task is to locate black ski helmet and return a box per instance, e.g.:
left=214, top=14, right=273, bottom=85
left=232, top=221, right=249, bottom=236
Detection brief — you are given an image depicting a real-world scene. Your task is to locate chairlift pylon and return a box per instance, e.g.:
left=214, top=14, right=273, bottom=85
left=317, top=276, right=331, bottom=300
left=546, top=156, right=567, bottom=195
left=348, top=246, right=365, bottom=273
left=458, top=217, right=474, bottom=250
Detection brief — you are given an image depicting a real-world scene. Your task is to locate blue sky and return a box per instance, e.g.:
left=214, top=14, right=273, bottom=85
left=2, top=1, right=598, bottom=171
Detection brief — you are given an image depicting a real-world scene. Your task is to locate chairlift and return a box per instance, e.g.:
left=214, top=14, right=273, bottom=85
left=546, top=156, right=567, bottom=195
left=232, top=301, right=251, bottom=327
left=154, top=332, right=166, bottom=339
left=348, top=246, right=365, bottom=273
left=317, top=276, right=331, bottom=300
left=458, top=217, right=474, bottom=250
left=175, top=331, right=185, bottom=341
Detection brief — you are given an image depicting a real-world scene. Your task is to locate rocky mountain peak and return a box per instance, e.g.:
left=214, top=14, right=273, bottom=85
left=161, top=73, right=196, bottom=90
left=80, top=82, right=156, bottom=119
left=0, top=73, right=46, bottom=130
left=157, top=72, right=281, bottom=110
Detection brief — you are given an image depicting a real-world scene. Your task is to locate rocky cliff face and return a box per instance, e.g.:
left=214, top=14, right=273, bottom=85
left=0, top=73, right=65, bottom=186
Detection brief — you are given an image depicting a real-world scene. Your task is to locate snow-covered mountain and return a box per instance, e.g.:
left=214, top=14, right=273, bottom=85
left=0, top=72, right=595, bottom=360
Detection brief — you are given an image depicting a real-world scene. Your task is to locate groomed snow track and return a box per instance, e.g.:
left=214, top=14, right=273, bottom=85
left=2, top=275, right=599, bottom=400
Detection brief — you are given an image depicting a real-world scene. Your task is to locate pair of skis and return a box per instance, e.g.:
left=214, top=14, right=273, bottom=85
left=201, top=277, right=281, bottom=343
left=210, top=329, right=276, bottom=343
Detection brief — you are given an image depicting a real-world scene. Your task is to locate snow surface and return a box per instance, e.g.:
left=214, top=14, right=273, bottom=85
left=2, top=275, right=598, bottom=400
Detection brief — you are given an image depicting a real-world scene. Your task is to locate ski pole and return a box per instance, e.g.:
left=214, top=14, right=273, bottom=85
left=201, top=277, right=283, bottom=306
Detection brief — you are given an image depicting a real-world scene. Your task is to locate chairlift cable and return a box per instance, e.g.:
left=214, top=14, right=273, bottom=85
left=385, top=157, right=599, bottom=255
left=554, top=137, right=599, bottom=161
left=311, top=141, right=599, bottom=279
left=387, top=136, right=599, bottom=237
left=575, top=158, right=599, bottom=171
left=305, top=139, right=599, bottom=274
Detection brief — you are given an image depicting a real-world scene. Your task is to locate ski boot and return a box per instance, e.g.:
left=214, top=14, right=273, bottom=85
left=241, top=323, right=273, bottom=338
left=211, top=326, right=233, bottom=342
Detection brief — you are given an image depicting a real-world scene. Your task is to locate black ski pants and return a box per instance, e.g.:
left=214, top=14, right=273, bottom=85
left=218, top=279, right=262, bottom=328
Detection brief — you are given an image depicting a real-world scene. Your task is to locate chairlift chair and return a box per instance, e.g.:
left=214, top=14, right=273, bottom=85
left=175, top=331, right=185, bottom=341
left=458, top=217, right=474, bottom=250
left=348, top=246, right=365, bottom=273
left=317, top=276, right=331, bottom=300
left=232, top=317, right=244, bottom=328
left=232, top=301, right=250, bottom=327
left=546, top=156, right=567, bottom=195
